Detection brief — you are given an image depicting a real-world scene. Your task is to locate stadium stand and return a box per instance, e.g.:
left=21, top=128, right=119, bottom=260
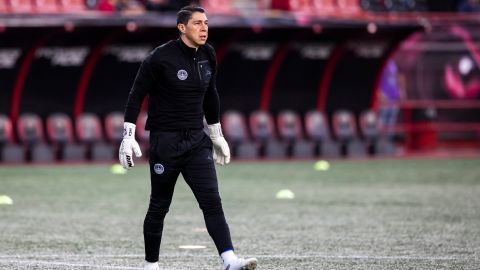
left=76, top=113, right=114, bottom=161
left=304, top=110, right=341, bottom=158
left=221, top=110, right=258, bottom=159
left=46, top=113, right=85, bottom=161
left=0, top=0, right=478, bottom=165
left=17, top=113, right=55, bottom=163
left=249, top=110, right=287, bottom=158
left=332, top=110, right=367, bottom=157
left=276, top=110, right=315, bottom=158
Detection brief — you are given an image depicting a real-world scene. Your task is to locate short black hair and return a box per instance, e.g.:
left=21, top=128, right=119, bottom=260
left=176, top=5, right=205, bottom=25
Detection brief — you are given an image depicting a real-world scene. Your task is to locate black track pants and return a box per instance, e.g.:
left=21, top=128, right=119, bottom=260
left=143, top=129, right=233, bottom=263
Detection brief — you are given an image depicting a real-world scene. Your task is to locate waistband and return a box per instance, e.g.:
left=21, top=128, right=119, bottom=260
left=150, top=127, right=204, bottom=134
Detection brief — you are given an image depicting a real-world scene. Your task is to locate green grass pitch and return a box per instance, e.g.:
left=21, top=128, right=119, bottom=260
left=0, top=159, right=479, bottom=269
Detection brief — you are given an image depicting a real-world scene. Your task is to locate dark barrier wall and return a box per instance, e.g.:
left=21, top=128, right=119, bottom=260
left=0, top=29, right=46, bottom=116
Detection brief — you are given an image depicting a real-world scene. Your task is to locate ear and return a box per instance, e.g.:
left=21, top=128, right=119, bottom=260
left=177, top=24, right=186, bottom=34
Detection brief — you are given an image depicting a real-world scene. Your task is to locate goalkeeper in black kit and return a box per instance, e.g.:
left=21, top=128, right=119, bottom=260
left=118, top=5, right=257, bottom=270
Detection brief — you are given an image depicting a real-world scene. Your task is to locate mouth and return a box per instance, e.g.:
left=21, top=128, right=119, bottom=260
left=200, top=35, right=207, bottom=40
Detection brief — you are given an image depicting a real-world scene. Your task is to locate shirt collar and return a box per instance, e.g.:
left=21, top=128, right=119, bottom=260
left=177, top=38, right=199, bottom=58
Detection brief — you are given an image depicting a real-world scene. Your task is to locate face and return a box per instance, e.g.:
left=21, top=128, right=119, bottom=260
left=178, top=11, right=208, bottom=48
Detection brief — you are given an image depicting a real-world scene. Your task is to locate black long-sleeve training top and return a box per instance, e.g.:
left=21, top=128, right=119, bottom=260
left=124, top=38, right=220, bottom=131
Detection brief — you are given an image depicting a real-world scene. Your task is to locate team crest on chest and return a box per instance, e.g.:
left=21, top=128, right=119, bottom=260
left=177, top=69, right=188, bottom=80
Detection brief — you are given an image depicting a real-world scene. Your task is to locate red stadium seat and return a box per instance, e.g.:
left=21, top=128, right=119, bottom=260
left=305, top=110, right=331, bottom=142
left=17, top=113, right=55, bottom=162
left=332, top=110, right=357, bottom=142
left=277, top=110, right=314, bottom=158
left=76, top=113, right=114, bottom=161
left=0, top=0, right=9, bottom=13
left=47, top=113, right=74, bottom=144
left=333, top=110, right=366, bottom=157
left=0, top=115, right=24, bottom=163
left=47, top=113, right=85, bottom=161
left=76, top=113, right=103, bottom=144
left=222, top=110, right=258, bottom=159
left=249, top=110, right=286, bottom=158
left=311, top=0, right=336, bottom=15
left=0, top=114, right=14, bottom=145
left=9, top=0, right=34, bottom=13
left=104, top=111, right=124, bottom=144
left=269, top=0, right=290, bottom=11
left=336, top=0, right=362, bottom=14
left=17, top=113, right=45, bottom=145
left=249, top=110, right=276, bottom=142
left=277, top=110, right=303, bottom=142
left=200, top=0, right=235, bottom=14
left=359, top=109, right=380, bottom=142
left=305, top=110, right=340, bottom=157
left=34, top=0, right=60, bottom=13
left=59, top=0, right=85, bottom=13
left=288, top=0, right=312, bottom=13
left=223, top=110, right=251, bottom=143
left=359, top=109, right=396, bottom=156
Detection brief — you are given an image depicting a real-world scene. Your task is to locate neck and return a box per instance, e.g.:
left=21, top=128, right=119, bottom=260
left=180, top=35, right=198, bottom=51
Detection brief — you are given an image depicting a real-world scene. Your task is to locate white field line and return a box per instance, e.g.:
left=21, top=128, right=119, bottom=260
left=0, top=254, right=479, bottom=261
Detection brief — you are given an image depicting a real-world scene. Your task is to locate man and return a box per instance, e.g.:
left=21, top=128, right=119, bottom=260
left=118, top=5, right=257, bottom=270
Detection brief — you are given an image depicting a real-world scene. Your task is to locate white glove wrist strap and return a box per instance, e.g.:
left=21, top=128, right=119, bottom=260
left=123, top=122, right=136, bottom=139
left=207, top=123, right=223, bottom=139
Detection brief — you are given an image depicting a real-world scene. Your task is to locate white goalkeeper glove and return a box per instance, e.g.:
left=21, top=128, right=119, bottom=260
left=119, top=122, right=142, bottom=170
left=207, top=123, right=230, bottom=166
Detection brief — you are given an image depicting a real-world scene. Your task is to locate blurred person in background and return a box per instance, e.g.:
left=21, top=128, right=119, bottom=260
left=118, top=5, right=257, bottom=270
left=379, top=60, right=404, bottom=138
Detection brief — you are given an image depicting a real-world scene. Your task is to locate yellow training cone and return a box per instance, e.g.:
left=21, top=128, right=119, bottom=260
left=314, top=160, right=330, bottom=171
left=0, top=195, right=13, bottom=205
left=275, top=189, right=295, bottom=200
